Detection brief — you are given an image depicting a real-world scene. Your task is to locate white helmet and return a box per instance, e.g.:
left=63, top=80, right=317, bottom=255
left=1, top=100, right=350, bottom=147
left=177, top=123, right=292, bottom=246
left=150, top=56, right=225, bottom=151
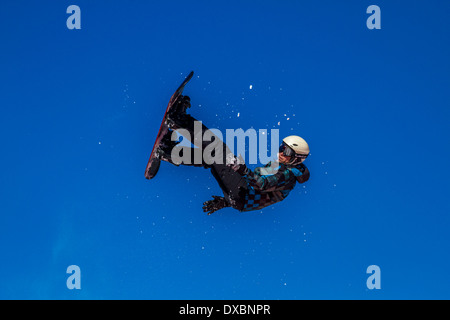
left=280, top=135, right=310, bottom=165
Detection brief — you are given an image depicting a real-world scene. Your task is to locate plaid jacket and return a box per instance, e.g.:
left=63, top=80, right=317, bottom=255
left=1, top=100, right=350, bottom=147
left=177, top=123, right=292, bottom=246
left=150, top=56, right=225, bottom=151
left=239, top=161, right=308, bottom=212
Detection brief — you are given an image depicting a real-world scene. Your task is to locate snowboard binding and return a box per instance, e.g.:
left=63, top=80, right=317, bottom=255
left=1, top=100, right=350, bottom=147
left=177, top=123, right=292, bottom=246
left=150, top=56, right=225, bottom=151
left=167, top=95, right=191, bottom=129
left=157, top=130, right=181, bottom=165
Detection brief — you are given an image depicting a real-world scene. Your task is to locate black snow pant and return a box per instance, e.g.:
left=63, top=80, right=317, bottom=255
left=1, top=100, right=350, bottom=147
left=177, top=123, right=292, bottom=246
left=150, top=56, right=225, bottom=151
left=170, top=113, right=247, bottom=209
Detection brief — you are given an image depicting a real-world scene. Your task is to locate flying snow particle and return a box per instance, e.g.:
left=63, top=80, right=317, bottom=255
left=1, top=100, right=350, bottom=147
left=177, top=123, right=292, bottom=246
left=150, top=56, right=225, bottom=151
left=249, top=85, right=253, bottom=89
left=237, top=112, right=240, bottom=117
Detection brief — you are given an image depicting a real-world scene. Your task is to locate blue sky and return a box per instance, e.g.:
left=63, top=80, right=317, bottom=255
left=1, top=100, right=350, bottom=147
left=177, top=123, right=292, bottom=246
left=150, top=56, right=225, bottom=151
left=0, top=0, right=449, bottom=299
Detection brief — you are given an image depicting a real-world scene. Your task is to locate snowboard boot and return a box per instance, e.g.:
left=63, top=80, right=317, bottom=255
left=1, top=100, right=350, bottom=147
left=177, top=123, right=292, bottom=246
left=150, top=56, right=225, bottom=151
left=157, top=130, right=181, bottom=166
left=167, top=95, right=191, bottom=129
left=176, top=95, right=191, bottom=114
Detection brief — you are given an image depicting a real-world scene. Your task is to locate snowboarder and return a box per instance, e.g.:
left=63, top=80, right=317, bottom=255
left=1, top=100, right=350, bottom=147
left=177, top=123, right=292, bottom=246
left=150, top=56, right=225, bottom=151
left=154, top=94, right=311, bottom=215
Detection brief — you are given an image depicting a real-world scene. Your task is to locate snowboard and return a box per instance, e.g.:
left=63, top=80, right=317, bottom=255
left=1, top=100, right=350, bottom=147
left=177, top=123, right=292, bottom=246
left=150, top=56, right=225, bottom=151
left=145, top=71, right=194, bottom=180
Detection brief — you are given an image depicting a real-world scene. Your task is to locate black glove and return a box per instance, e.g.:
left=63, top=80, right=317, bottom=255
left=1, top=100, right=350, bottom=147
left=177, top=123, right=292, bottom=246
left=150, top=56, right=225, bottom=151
left=229, top=154, right=248, bottom=175
left=231, top=163, right=249, bottom=175
left=202, top=196, right=230, bottom=215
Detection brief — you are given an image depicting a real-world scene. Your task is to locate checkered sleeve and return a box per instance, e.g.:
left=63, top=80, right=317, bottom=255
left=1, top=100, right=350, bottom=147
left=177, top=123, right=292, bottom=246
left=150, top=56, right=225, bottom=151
left=245, top=163, right=291, bottom=191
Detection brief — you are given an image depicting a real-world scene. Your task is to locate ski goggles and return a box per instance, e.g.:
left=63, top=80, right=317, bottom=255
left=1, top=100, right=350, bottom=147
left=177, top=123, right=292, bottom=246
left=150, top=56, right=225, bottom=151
left=279, top=142, right=309, bottom=160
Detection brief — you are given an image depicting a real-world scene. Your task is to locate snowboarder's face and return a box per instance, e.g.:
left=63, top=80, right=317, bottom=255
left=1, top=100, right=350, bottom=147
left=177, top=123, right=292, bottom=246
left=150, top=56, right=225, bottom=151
left=278, top=152, right=292, bottom=164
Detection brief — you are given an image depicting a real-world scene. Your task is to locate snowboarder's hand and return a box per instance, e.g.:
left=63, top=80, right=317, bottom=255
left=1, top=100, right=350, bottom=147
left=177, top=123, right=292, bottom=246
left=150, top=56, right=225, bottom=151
left=228, top=155, right=248, bottom=175
left=231, top=163, right=249, bottom=175
left=202, top=196, right=230, bottom=215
